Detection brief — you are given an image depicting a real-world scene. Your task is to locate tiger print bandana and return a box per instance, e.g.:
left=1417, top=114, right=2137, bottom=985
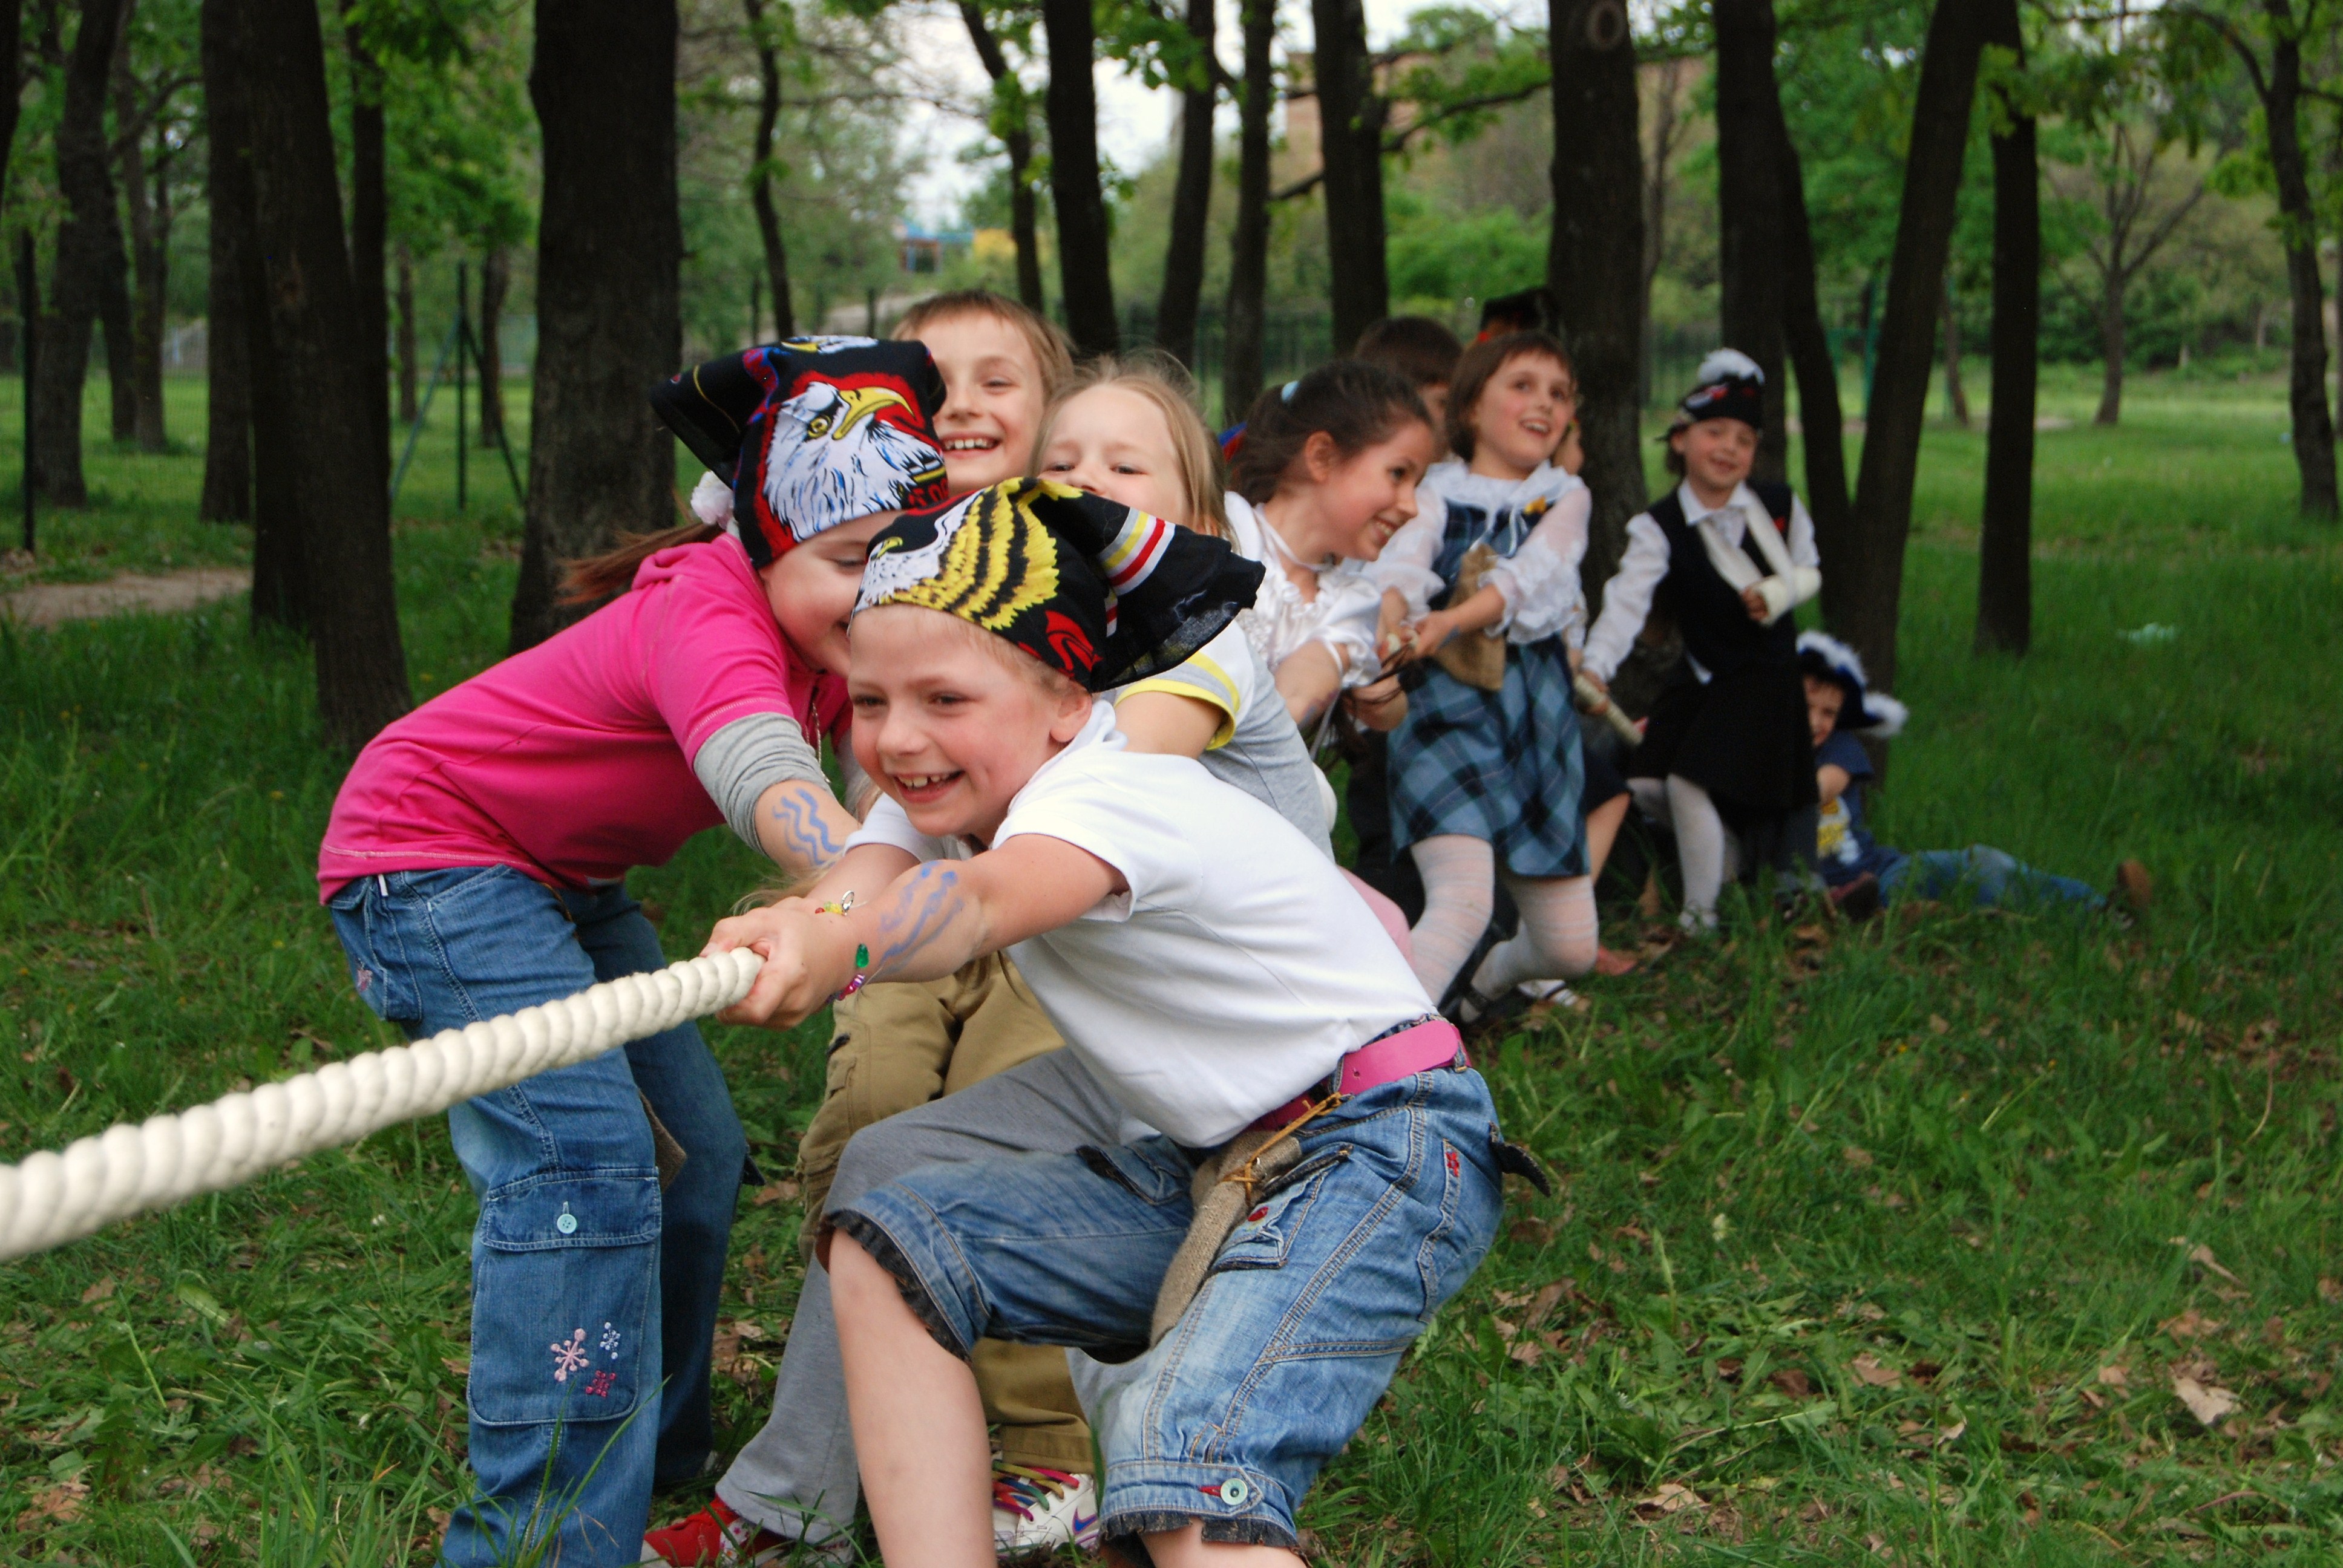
left=854, top=479, right=1265, bottom=692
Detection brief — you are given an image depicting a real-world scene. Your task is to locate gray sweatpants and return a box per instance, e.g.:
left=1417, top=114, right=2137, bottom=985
left=715, top=1048, right=1142, bottom=1544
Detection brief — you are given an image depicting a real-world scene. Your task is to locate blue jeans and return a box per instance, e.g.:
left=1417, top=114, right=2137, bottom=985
left=1881, top=846, right=2103, bottom=910
left=836, top=1062, right=1505, bottom=1550
left=327, top=867, right=747, bottom=1568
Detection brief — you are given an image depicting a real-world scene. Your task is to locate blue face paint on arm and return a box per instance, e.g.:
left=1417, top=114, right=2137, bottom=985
left=765, top=782, right=850, bottom=871
left=865, top=864, right=972, bottom=980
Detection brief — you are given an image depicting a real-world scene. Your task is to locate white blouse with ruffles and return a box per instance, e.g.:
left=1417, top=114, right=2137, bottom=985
left=1363, top=460, right=1591, bottom=647
left=1222, top=492, right=1385, bottom=689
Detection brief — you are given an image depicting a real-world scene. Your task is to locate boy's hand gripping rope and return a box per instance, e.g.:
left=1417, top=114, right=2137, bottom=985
left=0, top=948, right=765, bottom=1266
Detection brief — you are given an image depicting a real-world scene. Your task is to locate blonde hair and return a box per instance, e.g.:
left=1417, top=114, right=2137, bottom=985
left=1031, top=351, right=1229, bottom=538
left=891, top=290, right=1074, bottom=394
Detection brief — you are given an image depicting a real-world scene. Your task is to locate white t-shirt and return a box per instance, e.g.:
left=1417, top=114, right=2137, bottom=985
left=845, top=701, right=1432, bottom=1146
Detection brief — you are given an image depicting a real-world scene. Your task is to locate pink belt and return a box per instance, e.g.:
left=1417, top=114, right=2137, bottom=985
left=1251, top=1018, right=1468, bottom=1131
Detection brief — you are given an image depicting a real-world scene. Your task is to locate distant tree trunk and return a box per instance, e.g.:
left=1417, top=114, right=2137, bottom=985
left=1041, top=0, right=1117, bottom=354
left=1155, top=0, right=1216, bottom=368
left=100, top=211, right=136, bottom=443
left=1222, top=0, right=1276, bottom=417
left=1976, top=0, right=2037, bottom=656
left=113, top=71, right=169, bottom=452
left=31, top=0, right=130, bottom=508
left=240, top=0, right=412, bottom=745
left=957, top=2, right=1044, bottom=314
left=743, top=0, right=796, bottom=337
left=1547, top=0, right=1645, bottom=599
left=1313, top=0, right=1388, bottom=353
left=198, top=0, right=251, bottom=523
left=1712, top=0, right=1788, bottom=482
left=1778, top=119, right=1851, bottom=577
left=2091, top=281, right=2127, bottom=426
left=343, top=1, right=389, bottom=492
left=510, top=0, right=680, bottom=651
left=395, top=243, right=418, bottom=424
left=2262, top=13, right=2337, bottom=517
left=1639, top=57, right=1688, bottom=408
left=0, top=0, right=22, bottom=188
left=478, top=246, right=507, bottom=443
left=1942, top=286, right=1970, bottom=427
left=1840, top=0, right=1984, bottom=690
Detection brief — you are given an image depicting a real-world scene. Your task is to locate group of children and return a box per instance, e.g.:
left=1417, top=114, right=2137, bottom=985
left=314, top=290, right=2141, bottom=1568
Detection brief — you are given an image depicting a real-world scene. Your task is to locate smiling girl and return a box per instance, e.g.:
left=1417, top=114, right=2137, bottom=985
left=1372, top=329, right=1599, bottom=1019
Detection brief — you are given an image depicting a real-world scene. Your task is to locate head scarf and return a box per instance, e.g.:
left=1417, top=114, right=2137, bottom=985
left=854, top=479, right=1266, bottom=693
left=1796, top=631, right=1908, bottom=737
left=1673, top=347, right=1766, bottom=435
left=650, top=336, right=949, bottom=567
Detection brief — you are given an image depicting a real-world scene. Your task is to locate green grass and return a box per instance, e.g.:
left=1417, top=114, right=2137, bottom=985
left=1, top=370, right=2339, bottom=1564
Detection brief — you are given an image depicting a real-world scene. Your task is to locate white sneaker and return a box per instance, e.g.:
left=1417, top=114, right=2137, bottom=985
left=1515, top=978, right=1583, bottom=1009
left=991, top=1464, right=1101, bottom=1557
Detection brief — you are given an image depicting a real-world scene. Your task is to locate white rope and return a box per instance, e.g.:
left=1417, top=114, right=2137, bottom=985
left=0, top=947, right=765, bottom=1265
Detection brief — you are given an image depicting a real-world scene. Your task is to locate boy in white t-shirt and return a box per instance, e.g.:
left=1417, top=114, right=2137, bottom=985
left=711, top=479, right=1518, bottom=1566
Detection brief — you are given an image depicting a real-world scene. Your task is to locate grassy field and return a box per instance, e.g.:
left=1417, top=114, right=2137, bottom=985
left=0, top=367, right=2339, bottom=1565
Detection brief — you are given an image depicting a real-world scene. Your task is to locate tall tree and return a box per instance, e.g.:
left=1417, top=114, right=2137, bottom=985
left=1223, top=0, right=1276, bottom=417
left=2050, top=117, right=2206, bottom=426
left=197, top=0, right=251, bottom=524
left=30, top=0, right=131, bottom=508
left=1640, top=56, right=1691, bottom=407
left=742, top=0, right=797, bottom=336
left=959, top=2, right=1043, bottom=312
left=478, top=245, right=508, bottom=444
left=344, top=2, right=390, bottom=489
left=0, top=0, right=22, bottom=188
left=1712, top=0, right=1789, bottom=482
left=240, top=0, right=413, bottom=744
left=1314, top=0, right=1389, bottom=351
left=1041, top=0, right=1116, bottom=354
left=110, top=30, right=189, bottom=454
left=1547, top=0, right=1645, bottom=593
left=1840, top=0, right=1985, bottom=689
left=1976, top=0, right=2038, bottom=655
left=510, top=0, right=680, bottom=650
left=395, top=243, right=418, bottom=423
left=1155, top=0, right=1217, bottom=367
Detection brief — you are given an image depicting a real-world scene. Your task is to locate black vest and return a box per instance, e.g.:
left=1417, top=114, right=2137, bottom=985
left=1648, top=481, right=1800, bottom=681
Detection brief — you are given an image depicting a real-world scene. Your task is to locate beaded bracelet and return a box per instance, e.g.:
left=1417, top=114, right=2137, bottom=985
left=814, top=892, right=871, bottom=1001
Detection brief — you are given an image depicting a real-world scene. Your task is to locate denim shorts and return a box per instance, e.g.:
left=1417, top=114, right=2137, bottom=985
left=834, top=1061, right=1506, bottom=1550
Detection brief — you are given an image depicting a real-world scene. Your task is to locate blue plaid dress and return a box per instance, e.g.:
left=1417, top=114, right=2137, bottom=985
left=1388, top=473, right=1588, bottom=878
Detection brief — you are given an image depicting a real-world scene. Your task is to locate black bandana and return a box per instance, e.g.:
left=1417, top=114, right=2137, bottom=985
left=1674, top=347, right=1766, bottom=434
left=854, top=479, right=1266, bottom=692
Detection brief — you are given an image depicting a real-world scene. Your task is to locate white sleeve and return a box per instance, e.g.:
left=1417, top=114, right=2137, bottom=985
left=844, top=795, right=951, bottom=861
left=1755, top=494, right=1823, bottom=622
left=1357, top=494, right=1446, bottom=619
left=1485, top=488, right=1590, bottom=644
left=1581, top=512, right=1670, bottom=682
left=994, top=755, right=1205, bottom=915
left=1312, top=570, right=1386, bottom=688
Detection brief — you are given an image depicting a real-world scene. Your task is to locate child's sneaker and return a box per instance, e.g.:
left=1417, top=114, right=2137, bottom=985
left=1516, top=977, right=1587, bottom=1011
left=641, top=1495, right=791, bottom=1566
left=992, top=1463, right=1100, bottom=1557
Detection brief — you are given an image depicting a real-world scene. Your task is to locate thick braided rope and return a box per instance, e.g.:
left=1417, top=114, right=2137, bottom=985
left=0, top=947, right=764, bottom=1266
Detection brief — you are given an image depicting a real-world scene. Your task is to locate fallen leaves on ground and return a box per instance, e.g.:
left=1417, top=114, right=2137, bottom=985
left=1850, top=1352, right=1901, bottom=1388
left=2171, top=1375, right=2240, bottom=1426
left=1634, top=1483, right=1705, bottom=1516
left=14, top=1479, right=88, bottom=1531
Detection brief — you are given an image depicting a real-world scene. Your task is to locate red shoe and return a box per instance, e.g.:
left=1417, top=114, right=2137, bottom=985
left=641, top=1496, right=789, bottom=1566
left=1592, top=945, right=1638, bottom=977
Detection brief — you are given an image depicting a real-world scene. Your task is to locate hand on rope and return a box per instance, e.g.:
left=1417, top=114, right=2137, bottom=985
left=0, top=947, right=764, bottom=1266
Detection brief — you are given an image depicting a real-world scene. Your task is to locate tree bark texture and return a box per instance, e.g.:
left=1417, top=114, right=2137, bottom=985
left=511, top=0, right=681, bottom=650
left=2093, top=283, right=2124, bottom=425
left=478, top=246, right=508, bottom=444
left=1546, top=0, right=1645, bottom=599
left=240, top=0, right=412, bottom=743
left=1976, top=0, right=2037, bottom=656
left=100, top=202, right=136, bottom=443
left=395, top=244, right=418, bottom=423
left=197, top=0, right=251, bottom=523
left=1222, top=0, right=1276, bottom=418
left=112, top=67, right=169, bottom=451
left=1640, top=57, right=1688, bottom=408
left=344, top=2, right=390, bottom=492
left=1942, top=287, right=1970, bottom=427
left=1155, top=0, right=1216, bottom=368
left=2263, top=8, right=2336, bottom=517
left=1711, top=0, right=1788, bottom=481
left=744, top=0, right=796, bottom=337
left=1041, top=0, right=1116, bottom=353
left=31, top=0, right=130, bottom=507
left=1841, top=0, right=1984, bottom=690
left=1777, top=118, right=1850, bottom=583
left=957, top=3, right=1045, bottom=313
left=0, top=0, right=22, bottom=192
left=1313, top=0, right=1388, bottom=353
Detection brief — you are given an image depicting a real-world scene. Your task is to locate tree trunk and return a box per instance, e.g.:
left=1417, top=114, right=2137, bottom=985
left=1976, top=0, right=2036, bottom=656
left=1640, top=59, right=1685, bottom=409
left=744, top=0, right=796, bottom=337
left=2264, top=12, right=2336, bottom=517
left=240, top=0, right=412, bottom=745
left=1155, top=0, right=1216, bottom=368
left=957, top=2, right=1044, bottom=313
left=1546, top=0, right=1645, bottom=600
left=31, top=0, right=130, bottom=508
left=2093, top=279, right=2124, bottom=426
left=1041, top=0, right=1117, bottom=354
left=114, top=85, right=169, bottom=452
left=101, top=203, right=136, bottom=443
left=478, top=246, right=508, bottom=444
left=1313, top=0, right=1388, bottom=353
left=1712, top=0, right=1788, bottom=482
left=0, top=0, right=22, bottom=194
left=510, top=0, right=680, bottom=650
left=1840, top=0, right=1984, bottom=690
left=1222, top=0, right=1276, bottom=418
left=343, top=1, right=390, bottom=492
left=197, top=0, right=251, bottom=523
left=1941, top=285, right=1970, bottom=427
left=395, top=243, right=418, bottom=424
left=1778, top=117, right=1851, bottom=582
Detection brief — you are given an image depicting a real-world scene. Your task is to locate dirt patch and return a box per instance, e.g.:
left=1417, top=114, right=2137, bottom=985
left=1, top=567, right=251, bottom=628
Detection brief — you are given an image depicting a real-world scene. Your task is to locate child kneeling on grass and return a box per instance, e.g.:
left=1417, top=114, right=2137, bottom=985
left=1799, top=632, right=2152, bottom=920
left=715, top=479, right=1519, bottom=1566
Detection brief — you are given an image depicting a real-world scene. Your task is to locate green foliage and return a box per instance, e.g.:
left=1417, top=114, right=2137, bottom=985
left=1386, top=189, right=1545, bottom=312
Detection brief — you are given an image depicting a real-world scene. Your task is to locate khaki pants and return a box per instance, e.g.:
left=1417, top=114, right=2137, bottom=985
left=796, top=953, right=1093, bottom=1474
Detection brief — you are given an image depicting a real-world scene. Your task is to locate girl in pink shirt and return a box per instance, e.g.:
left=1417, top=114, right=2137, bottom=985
left=319, top=339, right=947, bottom=1568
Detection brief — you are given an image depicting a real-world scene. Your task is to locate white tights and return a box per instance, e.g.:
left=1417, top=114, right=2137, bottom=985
left=1407, top=834, right=1598, bottom=1002
left=1630, top=774, right=1740, bottom=929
